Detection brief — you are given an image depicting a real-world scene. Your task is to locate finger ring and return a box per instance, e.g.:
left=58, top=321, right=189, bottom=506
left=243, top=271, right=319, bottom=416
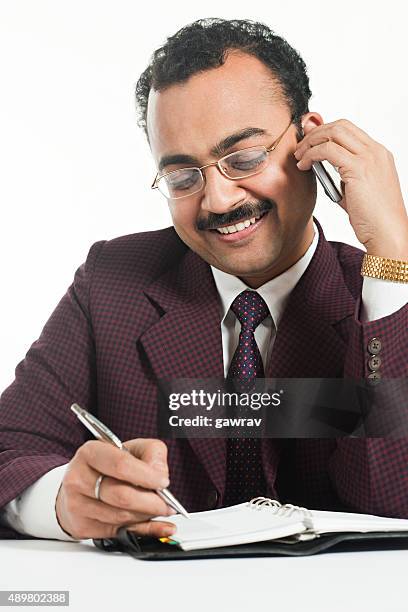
left=95, top=474, right=104, bottom=501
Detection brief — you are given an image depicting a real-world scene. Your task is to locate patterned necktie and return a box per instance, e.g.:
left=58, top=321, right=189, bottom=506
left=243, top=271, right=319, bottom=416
left=224, top=290, right=270, bottom=506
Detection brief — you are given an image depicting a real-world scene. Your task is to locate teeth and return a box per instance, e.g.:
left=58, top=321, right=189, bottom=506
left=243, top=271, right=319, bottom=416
left=216, top=214, right=263, bottom=235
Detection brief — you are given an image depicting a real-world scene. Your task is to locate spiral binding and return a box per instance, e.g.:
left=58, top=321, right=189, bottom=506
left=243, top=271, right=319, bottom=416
left=247, top=497, right=314, bottom=526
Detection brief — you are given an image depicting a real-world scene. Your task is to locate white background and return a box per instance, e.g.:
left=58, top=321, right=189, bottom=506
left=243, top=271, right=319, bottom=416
left=1, top=0, right=407, bottom=389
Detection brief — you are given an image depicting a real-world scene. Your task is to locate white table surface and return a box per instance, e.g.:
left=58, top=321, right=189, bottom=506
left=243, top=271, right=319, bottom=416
left=1, top=538, right=407, bottom=611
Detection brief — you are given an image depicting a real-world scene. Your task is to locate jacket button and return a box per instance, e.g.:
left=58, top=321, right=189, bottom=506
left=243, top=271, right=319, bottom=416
left=367, top=371, right=382, bottom=383
left=207, top=489, right=219, bottom=509
left=367, top=338, right=382, bottom=355
left=368, top=355, right=382, bottom=371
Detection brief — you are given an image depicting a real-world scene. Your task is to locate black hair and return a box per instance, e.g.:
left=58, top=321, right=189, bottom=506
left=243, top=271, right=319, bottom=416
left=135, top=18, right=312, bottom=141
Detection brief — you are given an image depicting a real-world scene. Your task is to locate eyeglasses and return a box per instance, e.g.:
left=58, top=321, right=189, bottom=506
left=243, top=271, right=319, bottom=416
left=151, top=120, right=293, bottom=200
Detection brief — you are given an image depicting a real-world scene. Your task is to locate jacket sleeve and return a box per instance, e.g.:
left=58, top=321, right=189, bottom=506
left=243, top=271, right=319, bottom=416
left=329, top=291, right=408, bottom=518
left=0, top=240, right=106, bottom=538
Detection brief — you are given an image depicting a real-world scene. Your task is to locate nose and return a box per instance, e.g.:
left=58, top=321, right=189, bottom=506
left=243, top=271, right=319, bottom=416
left=199, top=165, right=247, bottom=215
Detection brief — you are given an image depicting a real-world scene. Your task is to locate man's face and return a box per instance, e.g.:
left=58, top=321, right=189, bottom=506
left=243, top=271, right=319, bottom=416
left=147, top=51, right=319, bottom=287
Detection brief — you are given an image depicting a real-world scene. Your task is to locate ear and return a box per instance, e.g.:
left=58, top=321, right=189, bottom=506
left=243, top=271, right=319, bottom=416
left=300, top=112, right=324, bottom=136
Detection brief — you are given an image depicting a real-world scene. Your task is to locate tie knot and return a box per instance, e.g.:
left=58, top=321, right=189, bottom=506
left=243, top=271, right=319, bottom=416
left=230, top=290, right=269, bottom=331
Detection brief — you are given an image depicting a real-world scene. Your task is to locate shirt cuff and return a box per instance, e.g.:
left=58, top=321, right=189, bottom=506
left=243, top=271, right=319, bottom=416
left=360, top=276, right=408, bottom=322
left=1, top=463, right=80, bottom=541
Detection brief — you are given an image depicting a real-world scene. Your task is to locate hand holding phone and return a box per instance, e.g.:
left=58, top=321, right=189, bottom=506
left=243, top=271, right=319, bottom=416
left=294, top=118, right=408, bottom=257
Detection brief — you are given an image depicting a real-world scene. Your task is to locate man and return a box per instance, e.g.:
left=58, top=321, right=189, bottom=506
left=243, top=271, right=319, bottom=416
left=1, top=18, right=407, bottom=542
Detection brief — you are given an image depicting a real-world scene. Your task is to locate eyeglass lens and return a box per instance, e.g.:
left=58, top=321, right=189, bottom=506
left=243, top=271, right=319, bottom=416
left=158, top=147, right=268, bottom=198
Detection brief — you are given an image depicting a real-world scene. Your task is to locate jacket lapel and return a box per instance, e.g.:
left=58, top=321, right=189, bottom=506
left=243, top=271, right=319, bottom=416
left=265, top=217, right=357, bottom=379
left=262, top=218, right=357, bottom=472
left=140, top=246, right=226, bottom=497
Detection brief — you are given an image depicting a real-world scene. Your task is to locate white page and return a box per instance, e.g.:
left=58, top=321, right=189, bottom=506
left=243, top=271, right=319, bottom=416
left=154, top=503, right=308, bottom=547
left=309, top=509, right=408, bottom=534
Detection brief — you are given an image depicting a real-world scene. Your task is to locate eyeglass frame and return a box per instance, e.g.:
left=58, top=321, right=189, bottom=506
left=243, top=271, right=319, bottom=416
left=150, top=118, right=294, bottom=199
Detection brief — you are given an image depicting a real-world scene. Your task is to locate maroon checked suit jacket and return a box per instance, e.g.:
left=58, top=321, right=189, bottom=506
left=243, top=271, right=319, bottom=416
left=0, top=217, right=407, bottom=539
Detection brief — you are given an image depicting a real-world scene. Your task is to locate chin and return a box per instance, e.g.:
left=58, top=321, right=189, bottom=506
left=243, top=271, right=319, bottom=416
left=215, top=257, right=277, bottom=278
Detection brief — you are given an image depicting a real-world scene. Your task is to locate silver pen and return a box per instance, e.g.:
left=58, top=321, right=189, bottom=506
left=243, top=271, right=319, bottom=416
left=70, top=403, right=190, bottom=519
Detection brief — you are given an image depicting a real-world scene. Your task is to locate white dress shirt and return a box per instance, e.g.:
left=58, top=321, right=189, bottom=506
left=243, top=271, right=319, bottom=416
left=1, top=221, right=407, bottom=540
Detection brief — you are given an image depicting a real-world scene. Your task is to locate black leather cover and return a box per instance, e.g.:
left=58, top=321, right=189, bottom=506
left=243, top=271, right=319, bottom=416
left=93, top=529, right=408, bottom=561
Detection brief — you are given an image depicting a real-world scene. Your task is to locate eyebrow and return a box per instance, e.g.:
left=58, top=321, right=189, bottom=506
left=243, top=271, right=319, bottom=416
left=158, top=127, right=269, bottom=173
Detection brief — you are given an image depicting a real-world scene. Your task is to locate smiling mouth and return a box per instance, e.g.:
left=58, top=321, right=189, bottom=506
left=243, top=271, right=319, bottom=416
left=211, top=211, right=269, bottom=235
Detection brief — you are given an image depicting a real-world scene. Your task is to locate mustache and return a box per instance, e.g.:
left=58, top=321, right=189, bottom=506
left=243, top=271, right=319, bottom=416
left=197, top=200, right=275, bottom=231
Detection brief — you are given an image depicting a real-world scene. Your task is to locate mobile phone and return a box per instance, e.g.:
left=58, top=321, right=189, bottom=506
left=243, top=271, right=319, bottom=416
left=300, top=126, right=343, bottom=203
left=312, top=161, right=343, bottom=203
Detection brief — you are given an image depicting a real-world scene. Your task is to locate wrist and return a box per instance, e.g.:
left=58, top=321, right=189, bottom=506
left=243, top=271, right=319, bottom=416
left=366, top=247, right=408, bottom=260
left=365, top=233, right=408, bottom=260
left=55, top=485, right=75, bottom=539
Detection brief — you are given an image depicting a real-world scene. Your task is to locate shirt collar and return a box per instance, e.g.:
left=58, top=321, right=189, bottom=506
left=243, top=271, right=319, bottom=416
left=210, top=220, right=319, bottom=329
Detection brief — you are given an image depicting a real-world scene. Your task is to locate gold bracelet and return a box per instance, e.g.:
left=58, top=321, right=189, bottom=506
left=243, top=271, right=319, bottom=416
left=361, top=253, right=408, bottom=283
